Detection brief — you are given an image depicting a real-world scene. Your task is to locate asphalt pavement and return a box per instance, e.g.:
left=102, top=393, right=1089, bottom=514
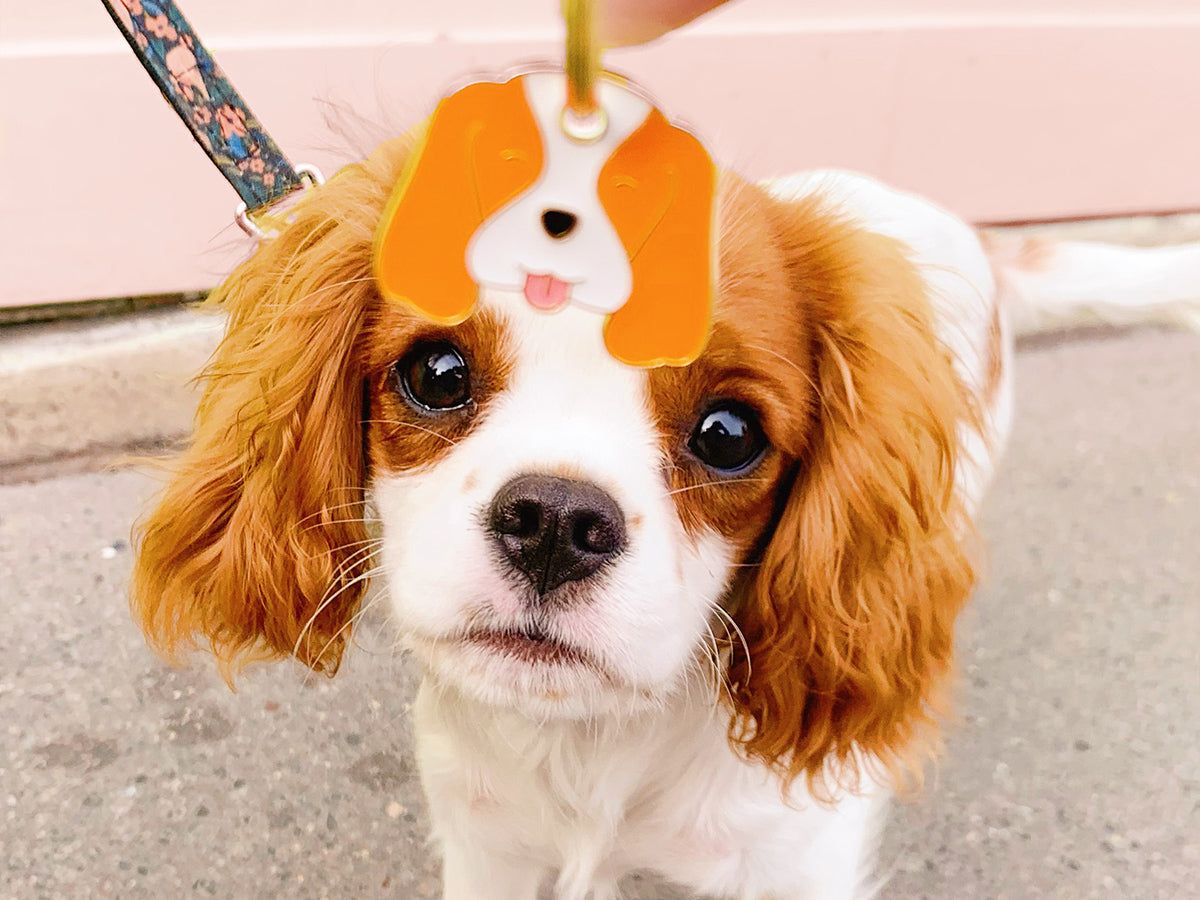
left=1, top=326, right=1197, bottom=899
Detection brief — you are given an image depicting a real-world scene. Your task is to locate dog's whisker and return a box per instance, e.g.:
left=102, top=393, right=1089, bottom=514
left=293, top=499, right=376, bottom=531
left=350, top=606, right=400, bottom=656
left=362, top=419, right=461, bottom=447
left=328, top=540, right=386, bottom=575
left=299, top=516, right=382, bottom=532
left=340, top=584, right=394, bottom=655
left=300, top=564, right=387, bottom=683
left=321, top=536, right=387, bottom=554
left=709, top=602, right=752, bottom=684
left=698, top=624, right=726, bottom=703
left=292, top=546, right=383, bottom=662
left=665, top=477, right=767, bottom=497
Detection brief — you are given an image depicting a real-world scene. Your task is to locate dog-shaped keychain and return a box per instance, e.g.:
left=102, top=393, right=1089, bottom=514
left=374, top=17, right=717, bottom=368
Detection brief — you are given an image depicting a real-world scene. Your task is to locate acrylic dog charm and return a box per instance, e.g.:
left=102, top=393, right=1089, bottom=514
left=374, top=69, right=716, bottom=368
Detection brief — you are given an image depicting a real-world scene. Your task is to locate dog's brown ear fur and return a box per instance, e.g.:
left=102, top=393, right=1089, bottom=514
left=726, top=194, right=980, bottom=795
left=131, top=137, right=412, bottom=678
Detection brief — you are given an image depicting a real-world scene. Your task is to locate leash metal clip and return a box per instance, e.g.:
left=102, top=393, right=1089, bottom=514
left=235, top=163, right=326, bottom=238
left=561, top=0, right=608, bottom=142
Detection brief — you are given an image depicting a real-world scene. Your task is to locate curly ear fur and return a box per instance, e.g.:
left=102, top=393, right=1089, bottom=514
left=726, top=195, right=980, bottom=794
left=131, top=137, right=413, bottom=678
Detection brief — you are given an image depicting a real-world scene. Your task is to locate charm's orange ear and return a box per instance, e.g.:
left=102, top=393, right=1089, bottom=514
left=374, top=77, right=544, bottom=323
left=599, top=109, right=715, bottom=367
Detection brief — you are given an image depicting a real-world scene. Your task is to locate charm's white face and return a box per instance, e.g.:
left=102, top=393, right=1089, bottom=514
left=373, top=291, right=733, bottom=718
left=466, top=74, right=649, bottom=317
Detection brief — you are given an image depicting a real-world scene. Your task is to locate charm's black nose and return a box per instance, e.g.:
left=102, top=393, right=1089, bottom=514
left=487, top=474, right=626, bottom=596
left=541, top=208, right=578, bottom=239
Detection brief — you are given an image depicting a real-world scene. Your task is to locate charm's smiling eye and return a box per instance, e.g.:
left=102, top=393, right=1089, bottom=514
left=687, top=401, right=768, bottom=473
left=395, top=342, right=472, bottom=412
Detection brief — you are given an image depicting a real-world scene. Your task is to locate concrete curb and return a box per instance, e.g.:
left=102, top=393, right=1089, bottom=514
left=2, top=214, right=1197, bottom=482
left=0, top=307, right=223, bottom=478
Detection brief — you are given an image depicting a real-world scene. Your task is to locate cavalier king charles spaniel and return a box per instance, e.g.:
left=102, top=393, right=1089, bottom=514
left=130, top=123, right=1199, bottom=898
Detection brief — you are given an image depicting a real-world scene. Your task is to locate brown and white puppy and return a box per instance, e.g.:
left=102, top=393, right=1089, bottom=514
left=130, top=129, right=1200, bottom=899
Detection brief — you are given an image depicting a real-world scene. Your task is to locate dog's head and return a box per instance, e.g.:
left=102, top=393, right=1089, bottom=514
left=132, top=135, right=976, bottom=789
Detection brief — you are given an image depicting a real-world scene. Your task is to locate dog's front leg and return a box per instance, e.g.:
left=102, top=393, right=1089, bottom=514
left=439, top=837, right=545, bottom=900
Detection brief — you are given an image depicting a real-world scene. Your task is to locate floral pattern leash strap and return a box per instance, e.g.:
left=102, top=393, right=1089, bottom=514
left=100, top=0, right=319, bottom=234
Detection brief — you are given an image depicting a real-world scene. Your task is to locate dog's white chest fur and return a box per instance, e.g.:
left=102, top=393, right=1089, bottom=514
left=414, top=679, right=887, bottom=900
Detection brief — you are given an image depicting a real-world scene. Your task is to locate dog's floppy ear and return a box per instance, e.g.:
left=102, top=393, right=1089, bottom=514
left=374, top=77, right=543, bottom=323
left=131, top=139, right=411, bottom=678
left=726, top=196, right=979, bottom=794
left=600, top=108, right=715, bottom=367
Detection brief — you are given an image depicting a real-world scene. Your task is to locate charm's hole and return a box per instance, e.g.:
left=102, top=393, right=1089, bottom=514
left=561, top=107, right=608, bottom=143
left=541, top=209, right=578, bottom=239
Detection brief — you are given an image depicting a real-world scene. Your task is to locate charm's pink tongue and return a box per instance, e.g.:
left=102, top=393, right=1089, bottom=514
left=523, top=273, right=571, bottom=311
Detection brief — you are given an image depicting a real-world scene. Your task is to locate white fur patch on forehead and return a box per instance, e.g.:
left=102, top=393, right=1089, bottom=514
left=471, top=286, right=659, bottom=503
left=467, top=73, right=652, bottom=316
left=480, top=285, right=627, bottom=372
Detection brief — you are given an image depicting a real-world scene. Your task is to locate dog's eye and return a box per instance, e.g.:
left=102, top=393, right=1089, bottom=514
left=687, top=401, right=767, bottom=473
left=396, top=342, right=471, bottom=412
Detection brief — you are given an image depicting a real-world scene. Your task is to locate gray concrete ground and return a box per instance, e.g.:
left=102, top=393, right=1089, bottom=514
left=1, top=326, right=1198, bottom=899
left=0, top=307, right=221, bottom=477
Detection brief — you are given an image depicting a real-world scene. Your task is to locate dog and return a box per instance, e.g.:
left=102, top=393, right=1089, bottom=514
left=130, top=72, right=1200, bottom=899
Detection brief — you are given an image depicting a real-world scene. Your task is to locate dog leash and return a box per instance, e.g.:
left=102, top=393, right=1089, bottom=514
left=99, top=0, right=322, bottom=236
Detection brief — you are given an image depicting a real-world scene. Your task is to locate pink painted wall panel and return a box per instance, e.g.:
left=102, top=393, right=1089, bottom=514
left=3, top=5, right=1199, bottom=306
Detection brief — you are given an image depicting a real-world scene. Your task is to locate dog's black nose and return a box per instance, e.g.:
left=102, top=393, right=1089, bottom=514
left=488, top=474, right=625, bottom=596
left=541, top=209, right=578, bottom=239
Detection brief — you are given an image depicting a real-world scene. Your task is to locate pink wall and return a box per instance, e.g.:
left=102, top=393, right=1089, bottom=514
left=3, top=1, right=1200, bottom=306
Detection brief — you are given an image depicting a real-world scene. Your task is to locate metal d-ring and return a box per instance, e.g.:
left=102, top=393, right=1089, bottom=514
left=562, top=0, right=608, bottom=142
left=236, top=163, right=326, bottom=238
